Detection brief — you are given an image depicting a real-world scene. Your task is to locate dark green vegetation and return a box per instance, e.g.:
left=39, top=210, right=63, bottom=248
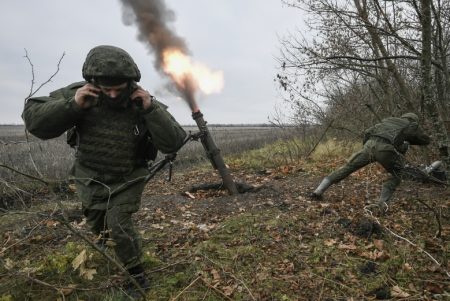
left=0, top=126, right=448, bottom=300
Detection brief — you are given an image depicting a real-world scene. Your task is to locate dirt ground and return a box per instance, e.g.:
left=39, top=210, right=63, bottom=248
left=1, top=162, right=449, bottom=300
left=134, top=163, right=450, bottom=300
left=141, top=164, right=449, bottom=238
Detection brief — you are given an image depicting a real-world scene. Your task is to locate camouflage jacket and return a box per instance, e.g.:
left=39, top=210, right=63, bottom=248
left=363, top=117, right=430, bottom=152
left=22, top=81, right=187, bottom=180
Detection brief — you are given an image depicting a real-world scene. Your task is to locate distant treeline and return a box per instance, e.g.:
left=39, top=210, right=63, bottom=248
left=183, top=123, right=298, bottom=128
left=1, top=124, right=298, bottom=128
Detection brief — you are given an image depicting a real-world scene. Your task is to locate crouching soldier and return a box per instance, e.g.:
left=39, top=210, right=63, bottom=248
left=310, top=113, right=430, bottom=210
left=22, top=45, right=186, bottom=298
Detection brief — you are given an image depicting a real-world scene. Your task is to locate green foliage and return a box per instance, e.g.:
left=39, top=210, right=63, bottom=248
left=45, top=253, right=71, bottom=273
left=43, top=242, right=83, bottom=273
left=141, top=250, right=163, bottom=269
left=310, top=138, right=361, bottom=161
left=227, top=137, right=361, bottom=171
left=146, top=268, right=199, bottom=299
left=165, top=272, right=188, bottom=286
left=64, top=241, right=79, bottom=253
left=228, top=137, right=314, bottom=170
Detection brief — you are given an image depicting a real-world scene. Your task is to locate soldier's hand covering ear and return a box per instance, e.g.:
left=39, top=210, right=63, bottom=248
left=397, top=141, right=410, bottom=154
left=74, top=84, right=101, bottom=109
left=131, top=86, right=153, bottom=110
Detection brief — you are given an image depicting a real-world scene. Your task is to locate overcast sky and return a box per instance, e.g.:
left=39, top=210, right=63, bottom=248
left=0, top=1, right=305, bottom=125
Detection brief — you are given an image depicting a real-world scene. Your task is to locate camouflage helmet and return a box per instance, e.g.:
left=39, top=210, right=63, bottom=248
left=82, top=45, right=141, bottom=82
left=401, top=112, right=419, bottom=123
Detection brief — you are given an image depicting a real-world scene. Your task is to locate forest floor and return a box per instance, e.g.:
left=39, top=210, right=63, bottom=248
left=0, top=157, right=449, bottom=300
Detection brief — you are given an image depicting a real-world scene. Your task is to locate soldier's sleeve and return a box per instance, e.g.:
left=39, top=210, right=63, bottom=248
left=22, top=82, right=86, bottom=139
left=141, top=99, right=187, bottom=154
left=362, top=125, right=374, bottom=144
left=404, top=122, right=431, bottom=146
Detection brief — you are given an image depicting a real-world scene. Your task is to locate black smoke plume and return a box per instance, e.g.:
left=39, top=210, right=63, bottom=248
left=119, top=0, right=198, bottom=110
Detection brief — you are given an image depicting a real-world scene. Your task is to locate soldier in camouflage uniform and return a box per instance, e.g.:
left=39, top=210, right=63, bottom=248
left=311, top=113, right=430, bottom=209
left=22, top=45, right=186, bottom=296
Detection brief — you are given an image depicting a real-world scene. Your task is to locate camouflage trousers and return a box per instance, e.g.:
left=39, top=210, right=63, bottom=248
left=72, top=163, right=148, bottom=269
left=327, top=138, right=405, bottom=196
left=83, top=204, right=143, bottom=269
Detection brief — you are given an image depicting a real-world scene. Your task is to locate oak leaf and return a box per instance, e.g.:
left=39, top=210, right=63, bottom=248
left=72, top=250, right=97, bottom=280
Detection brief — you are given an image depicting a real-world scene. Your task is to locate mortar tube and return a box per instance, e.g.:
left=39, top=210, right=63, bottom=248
left=192, top=111, right=238, bottom=195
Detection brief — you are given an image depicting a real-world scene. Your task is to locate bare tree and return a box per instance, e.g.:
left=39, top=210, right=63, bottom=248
left=278, top=0, right=450, bottom=169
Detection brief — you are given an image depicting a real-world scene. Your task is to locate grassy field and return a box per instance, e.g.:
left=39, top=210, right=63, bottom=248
left=0, top=124, right=302, bottom=209
left=0, top=124, right=299, bottom=174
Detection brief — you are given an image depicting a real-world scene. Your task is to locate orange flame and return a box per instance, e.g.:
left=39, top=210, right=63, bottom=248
left=162, top=48, right=224, bottom=95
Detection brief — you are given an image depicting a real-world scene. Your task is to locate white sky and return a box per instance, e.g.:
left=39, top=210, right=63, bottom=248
left=0, top=1, right=305, bottom=125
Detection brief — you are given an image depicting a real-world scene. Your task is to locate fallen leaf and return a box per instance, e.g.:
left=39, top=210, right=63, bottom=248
left=211, top=269, right=220, bottom=281
left=324, top=239, right=337, bottom=246
left=72, top=250, right=87, bottom=271
left=338, top=243, right=357, bottom=250
left=391, top=285, right=410, bottom=298
left=359, top=250, right=389, bottom=260
left=82, top=268, right=97, bottom=280
left=373, top=239, right=384, bottom=250
left=151, top=224, right=164, bottom=229
left=197, top=224, right=215, bottom=232
left=403, top=263, right=412, bottom=271
left=4, top=258, right=14, bottom=270
left=222, top=285, right=235, bottom=296
left=45, top=220, right=60, bottom=227
left=72, top=250, right=97, bottom=280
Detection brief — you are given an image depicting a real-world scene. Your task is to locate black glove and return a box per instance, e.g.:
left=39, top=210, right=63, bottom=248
left=397, top=141, right=410, bottom=154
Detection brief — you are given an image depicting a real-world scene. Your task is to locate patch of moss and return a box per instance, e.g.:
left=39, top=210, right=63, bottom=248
left=0, top=295, right=13, bottom=301
left=51, top=242, right=83, bottom=272
left=141, top=249, right=162, bottom=269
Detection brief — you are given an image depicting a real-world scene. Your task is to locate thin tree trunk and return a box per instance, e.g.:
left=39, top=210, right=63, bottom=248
left=420, top=0, right=450, bottom=171
left=431, top=0, right=450, bottom=121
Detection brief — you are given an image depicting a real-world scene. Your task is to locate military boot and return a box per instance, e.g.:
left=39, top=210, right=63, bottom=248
left=375, top=185, right=395, bottom=213
left=310, top=177, right=332, bottom=199
left=378, top=186, right=393, bottom=203
left=124, top=264, right=150, bottom=300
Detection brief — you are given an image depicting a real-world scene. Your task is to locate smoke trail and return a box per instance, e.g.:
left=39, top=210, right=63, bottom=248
left=119, top=0, right=187, bottom=68
left=119, top=0, right=198, bottom=110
